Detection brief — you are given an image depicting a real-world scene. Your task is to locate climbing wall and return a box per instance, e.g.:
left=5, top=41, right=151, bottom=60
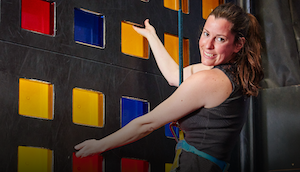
left=0, top=0, right=237, bottom=172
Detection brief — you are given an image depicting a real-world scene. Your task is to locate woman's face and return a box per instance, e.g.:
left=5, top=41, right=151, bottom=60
left=199, top=15, right=242, bottom=66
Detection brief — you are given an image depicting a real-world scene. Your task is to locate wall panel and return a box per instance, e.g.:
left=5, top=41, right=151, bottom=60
left=0, top=0, right=241, bottom=171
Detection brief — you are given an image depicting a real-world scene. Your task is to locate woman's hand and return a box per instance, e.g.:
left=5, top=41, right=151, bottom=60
left=74, top=139, right=102, bottom=158
left=133, top=19, right=156, bottom=39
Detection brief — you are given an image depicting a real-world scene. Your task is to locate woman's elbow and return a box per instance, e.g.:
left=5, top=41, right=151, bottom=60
left=132, top=117, right=156, bottom=137
left=143, top=124, right=157, bottom=135
left=133, top=125, right=155, bottom=140
left=167, top=78, right=179, bottom=87
left=147, top=126, right=155, bottom=133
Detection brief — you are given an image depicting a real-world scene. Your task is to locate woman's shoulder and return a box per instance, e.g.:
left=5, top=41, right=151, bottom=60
left=183, top=63, right=213, bottom=81
left=190, top=63, right=213, bottom=74
left=213, top=63, right=239, bottom=91
left=185, top=63, right=232, bottom=83
left=182, top=67, right=233, bottom=108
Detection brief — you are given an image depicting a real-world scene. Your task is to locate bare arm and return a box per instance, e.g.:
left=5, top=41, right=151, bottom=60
left=133, top=19, right=213, bottom=86
left=74, top=69, right=232, bottom=158
left=133, top=19, right=180, bottom=86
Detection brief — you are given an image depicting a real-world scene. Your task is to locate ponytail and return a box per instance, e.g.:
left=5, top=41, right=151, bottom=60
left=236, top=13, right=264, bottom=96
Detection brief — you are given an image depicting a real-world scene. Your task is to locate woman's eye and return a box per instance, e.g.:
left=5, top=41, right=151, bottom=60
left=216, top=37, right=225, bottom=42
left=203, top=32, right=209, bottom=37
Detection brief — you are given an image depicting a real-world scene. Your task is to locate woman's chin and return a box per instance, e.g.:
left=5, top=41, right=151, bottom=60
left=201, top=60, right=215, bottom=67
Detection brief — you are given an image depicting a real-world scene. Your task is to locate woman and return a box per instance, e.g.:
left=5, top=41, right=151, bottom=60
left=75, top=3, right=263, bottom=172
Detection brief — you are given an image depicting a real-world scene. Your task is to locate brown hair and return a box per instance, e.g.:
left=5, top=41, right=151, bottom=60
left=209, top=3, right=264, bottom=97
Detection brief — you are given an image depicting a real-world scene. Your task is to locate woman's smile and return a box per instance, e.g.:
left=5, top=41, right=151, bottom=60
left=203, top=51, right=216, bottom=58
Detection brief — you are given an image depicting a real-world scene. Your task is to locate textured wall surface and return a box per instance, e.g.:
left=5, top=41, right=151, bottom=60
left=0, top=0, right=211, bottom=171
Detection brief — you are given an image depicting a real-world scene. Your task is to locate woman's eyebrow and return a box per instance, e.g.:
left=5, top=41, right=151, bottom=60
left=216, top=33, right=227, bottom=37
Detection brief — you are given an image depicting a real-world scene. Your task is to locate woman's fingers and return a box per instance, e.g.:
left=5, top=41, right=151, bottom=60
left=74, top=139, right=98, bottom=158
left=74, top=142, right=84, bottom=150
left=144, top=19, right=150, bottom=27
left=133, top=19, right=156, bottom=38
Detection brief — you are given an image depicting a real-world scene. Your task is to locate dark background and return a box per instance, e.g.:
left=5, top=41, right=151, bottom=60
left=0, top=0, right=299, bottom=172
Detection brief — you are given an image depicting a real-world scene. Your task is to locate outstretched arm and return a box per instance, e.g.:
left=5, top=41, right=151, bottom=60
left=74, top=114, right=155, bottom=158
left=133, top=19, right=180, bottom=86
left=133, top=19, right=212, bottom=86
left=74, top=69, right=232, bottom=158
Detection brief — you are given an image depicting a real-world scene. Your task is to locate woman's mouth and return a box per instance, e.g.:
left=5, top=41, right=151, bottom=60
left=204, top=51, right=215, bottom=58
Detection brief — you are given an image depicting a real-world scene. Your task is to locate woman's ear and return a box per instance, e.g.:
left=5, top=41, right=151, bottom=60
left=234, top=37, right=246, bottom=53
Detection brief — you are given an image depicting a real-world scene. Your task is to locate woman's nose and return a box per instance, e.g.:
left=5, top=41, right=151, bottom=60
left=205, top=38, right=214, bottom=49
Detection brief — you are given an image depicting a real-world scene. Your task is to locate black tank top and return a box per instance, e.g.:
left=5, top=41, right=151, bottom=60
left=178, top=64, right=249, bottom=162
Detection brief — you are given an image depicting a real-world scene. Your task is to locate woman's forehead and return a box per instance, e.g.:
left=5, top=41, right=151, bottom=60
left=204, top=16, right=233, bottom=35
